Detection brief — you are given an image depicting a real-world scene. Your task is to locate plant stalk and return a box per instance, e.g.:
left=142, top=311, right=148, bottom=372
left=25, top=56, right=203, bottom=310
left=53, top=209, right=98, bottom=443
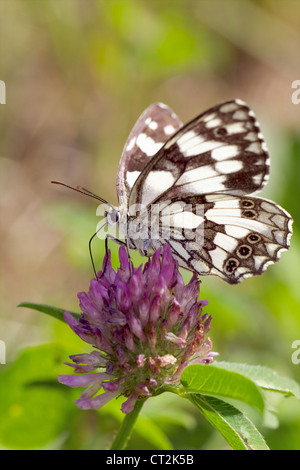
left=110, top=398, right=146, bottom=450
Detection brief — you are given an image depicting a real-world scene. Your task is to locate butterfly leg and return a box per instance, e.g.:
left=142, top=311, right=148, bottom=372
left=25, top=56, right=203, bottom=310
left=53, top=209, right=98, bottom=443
left=97, top=234, right=128, bottom=280
left=88, top=221, right=108, bottom=279
left=126, top=236, right=133, bottom=276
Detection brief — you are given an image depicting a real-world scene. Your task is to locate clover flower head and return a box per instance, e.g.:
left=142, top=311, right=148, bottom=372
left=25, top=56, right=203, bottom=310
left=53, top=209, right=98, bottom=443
left=58, top=244, right=215, bottom=413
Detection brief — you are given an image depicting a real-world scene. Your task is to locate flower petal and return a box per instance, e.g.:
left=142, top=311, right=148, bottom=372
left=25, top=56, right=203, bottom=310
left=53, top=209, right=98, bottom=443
left=69, top=351, right=105, bottom=366
left=58, top=371, right=110, bottom=388
left=64, top=363, right=96, bottom=372
left=121, top=391, right=139, bottom=414
left=118, top=246, right=131, bottom=280
left=76, top=390, right=119, bottom=410
left=60, top=243, right=213, bottom=414
left=101, top=250, right=116, bottom=283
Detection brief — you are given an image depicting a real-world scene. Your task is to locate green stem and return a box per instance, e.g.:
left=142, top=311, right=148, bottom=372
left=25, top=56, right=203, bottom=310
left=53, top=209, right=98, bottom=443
left=110, top=398, right=146, bottom=450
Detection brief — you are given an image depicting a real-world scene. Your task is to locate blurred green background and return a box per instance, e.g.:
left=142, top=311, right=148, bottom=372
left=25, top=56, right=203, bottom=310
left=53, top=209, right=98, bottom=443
left=0, top=0, right=300, bottom=450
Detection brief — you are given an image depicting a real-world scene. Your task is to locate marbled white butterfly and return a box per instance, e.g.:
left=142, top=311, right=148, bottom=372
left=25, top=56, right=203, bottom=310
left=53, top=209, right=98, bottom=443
left=54, top=100, right=293, bottom=284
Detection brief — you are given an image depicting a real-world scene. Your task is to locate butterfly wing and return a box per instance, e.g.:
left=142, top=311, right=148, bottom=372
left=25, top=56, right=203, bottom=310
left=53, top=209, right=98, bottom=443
left=116, top=102, right=182, bottom=211
left=156, top=194, right=292, bottom=284
left=128, top=99, right=270, bottom=210
left=123, top=99, right=292, bottom=283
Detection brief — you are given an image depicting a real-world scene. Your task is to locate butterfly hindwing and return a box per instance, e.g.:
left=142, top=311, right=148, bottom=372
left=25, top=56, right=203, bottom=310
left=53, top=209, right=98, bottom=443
left=157, top=194, right=292, bottom=284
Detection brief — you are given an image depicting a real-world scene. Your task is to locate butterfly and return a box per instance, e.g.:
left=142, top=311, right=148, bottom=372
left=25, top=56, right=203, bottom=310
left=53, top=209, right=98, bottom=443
left=53, top=100, right=293, bottom=284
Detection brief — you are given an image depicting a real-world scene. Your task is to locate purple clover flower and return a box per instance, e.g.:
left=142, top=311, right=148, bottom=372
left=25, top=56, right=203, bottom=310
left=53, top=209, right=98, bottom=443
left=58, top=244, right=216, bottom=414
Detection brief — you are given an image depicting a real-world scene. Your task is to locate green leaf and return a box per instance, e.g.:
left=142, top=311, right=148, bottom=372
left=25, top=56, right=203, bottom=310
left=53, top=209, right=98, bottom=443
left=18, top=302, right=81, bottom=323
left=180, top=364, right=265, bottom=413
left=189, top=394, right=269, bottom=450
left=213, top=362, right=300, bottom=399
left=0, top=344, right=75, bottom=449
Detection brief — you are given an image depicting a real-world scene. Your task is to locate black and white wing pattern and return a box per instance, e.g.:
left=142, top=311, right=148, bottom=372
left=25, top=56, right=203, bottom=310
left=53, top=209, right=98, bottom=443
left=128, top=100, right=270, bottom=208
left=117, top=102, right=182, bottom=211
left=116, top=99, right=292, bottom=284
left=156, top=193, right=292, bottom=284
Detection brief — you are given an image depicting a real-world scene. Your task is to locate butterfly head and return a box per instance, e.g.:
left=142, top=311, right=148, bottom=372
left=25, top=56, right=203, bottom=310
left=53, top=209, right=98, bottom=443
left=105, top=206, right=120, bottom=227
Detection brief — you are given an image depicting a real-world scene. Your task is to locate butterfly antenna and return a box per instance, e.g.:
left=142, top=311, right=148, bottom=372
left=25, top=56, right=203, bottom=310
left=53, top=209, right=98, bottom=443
left=52, top=180, right=114, bottom=278
left=51, top=180, right=115, bottom=210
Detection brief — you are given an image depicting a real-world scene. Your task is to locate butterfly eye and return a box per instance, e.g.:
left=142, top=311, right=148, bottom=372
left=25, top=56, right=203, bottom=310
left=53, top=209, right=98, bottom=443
left=106, top=210, right=119, bottom=225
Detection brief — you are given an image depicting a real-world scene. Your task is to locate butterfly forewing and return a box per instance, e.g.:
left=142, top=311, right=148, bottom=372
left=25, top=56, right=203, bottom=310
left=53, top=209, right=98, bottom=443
left=128, top=100, right=270, bottom=209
